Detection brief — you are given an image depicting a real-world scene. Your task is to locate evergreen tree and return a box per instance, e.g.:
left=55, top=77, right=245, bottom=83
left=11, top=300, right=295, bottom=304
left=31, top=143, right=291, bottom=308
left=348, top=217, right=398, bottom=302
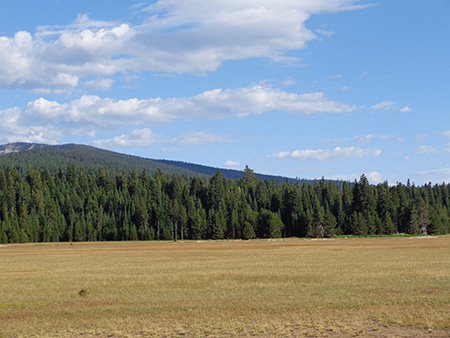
left=242, top=221, right=256, bottom=240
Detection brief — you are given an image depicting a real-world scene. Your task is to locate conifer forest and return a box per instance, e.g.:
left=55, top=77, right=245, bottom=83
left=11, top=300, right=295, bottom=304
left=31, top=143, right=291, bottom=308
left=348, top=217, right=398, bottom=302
left=1, top=164, right=449, bottom=244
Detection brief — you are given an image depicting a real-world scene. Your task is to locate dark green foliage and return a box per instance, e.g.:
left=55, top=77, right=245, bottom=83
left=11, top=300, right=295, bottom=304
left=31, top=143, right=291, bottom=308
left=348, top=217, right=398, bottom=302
left=242, top=221, right=256, bottom=240
left=257, top=209, right=283, bottom=238
left=0, top=163, right=449, bottom=243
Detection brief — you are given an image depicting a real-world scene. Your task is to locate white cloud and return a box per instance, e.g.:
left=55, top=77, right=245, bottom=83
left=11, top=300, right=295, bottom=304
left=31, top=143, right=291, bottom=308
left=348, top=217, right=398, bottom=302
left=320, top=137, right=349, bottom=143
left=353, top=134, right=375, bottom=142
left=170, top=131, right=233, bottom=145
left=416, top=134, right=429, bottom=142
left=326, top=171, right=383, bottom=184
left=93, top=128, right=161, bottom=148
left=415, top=168, right=450, bottom=183
left=365, top=171, right=383, bottom=184
left=84, top=78, right=114, bottom=91
left=369, top=101, right=412, bottom=113
left=357, top=71, right=368, bottom=79
left=442, top=131, right=450, bottom=139
left=369, top=101, right=395, bottom=111
left=224, top=160, right=241, bottom=167
left=399, top=106, right=411, bottom=113
left=315, top=29, right=334, bottom=38
left=282, top=77, right=296, bottom=86
left=93, top=129, right=234, bottom=149
left=326, top=173, right=360, bottom=182
left=0, top=1, right=368, bottom=91
left=414, top=145, right=437, bottom=155
left=271, top=146, right=382, bottom=161
left=379, top=134, right=404, bottom=142
left=0, top=84, right=357, bottom=144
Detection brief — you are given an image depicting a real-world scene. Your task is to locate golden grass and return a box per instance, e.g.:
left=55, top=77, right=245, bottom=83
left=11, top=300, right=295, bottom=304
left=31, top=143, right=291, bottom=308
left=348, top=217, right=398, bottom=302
left=1, top=236, right=449, bottom=337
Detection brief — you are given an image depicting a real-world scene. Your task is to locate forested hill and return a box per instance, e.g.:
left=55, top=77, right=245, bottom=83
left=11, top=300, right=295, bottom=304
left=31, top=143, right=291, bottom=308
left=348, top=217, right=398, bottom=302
left=0, top=143, right=198, bottom=177
left=0, top=142, right=309, bottom=183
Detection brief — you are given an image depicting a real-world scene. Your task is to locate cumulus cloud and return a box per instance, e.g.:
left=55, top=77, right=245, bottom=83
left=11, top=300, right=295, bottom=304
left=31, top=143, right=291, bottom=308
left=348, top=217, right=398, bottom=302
left=442, top=131, right=450, bottom=139
left=0, top=1, right=368, bottom=91
left=271, top=146, right=382, bottom=161
left=0, top=84, right=357, bottom=143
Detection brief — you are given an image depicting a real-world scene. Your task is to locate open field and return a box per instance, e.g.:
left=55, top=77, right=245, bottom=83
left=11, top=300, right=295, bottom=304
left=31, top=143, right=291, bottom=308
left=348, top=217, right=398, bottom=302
left=1, top=236, right=449, bottom=337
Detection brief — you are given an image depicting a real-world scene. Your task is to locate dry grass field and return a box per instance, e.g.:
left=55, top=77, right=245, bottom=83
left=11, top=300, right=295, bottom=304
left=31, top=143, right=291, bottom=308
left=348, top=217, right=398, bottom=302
left=1, top=236, right=449, bottom=337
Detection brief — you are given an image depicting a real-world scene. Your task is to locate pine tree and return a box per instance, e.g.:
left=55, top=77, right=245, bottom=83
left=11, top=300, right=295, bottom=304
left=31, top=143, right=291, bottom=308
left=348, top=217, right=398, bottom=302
left=242, top=221, right=256, bottom=240
left=408, top=206, right=419, bottom=234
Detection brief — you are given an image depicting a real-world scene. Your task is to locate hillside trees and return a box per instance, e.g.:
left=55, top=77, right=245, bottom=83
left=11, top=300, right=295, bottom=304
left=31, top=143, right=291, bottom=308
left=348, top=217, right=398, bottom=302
left=0, top=165, right=448, bottom=243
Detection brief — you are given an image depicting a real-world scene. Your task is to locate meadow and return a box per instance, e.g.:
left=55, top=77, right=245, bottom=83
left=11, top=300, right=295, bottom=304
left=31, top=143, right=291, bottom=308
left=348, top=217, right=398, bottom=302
left=1, top=236, right=449, bottom=337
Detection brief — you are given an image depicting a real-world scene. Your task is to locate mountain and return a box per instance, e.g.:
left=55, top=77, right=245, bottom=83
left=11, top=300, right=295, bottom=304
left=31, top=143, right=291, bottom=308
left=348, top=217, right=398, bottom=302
left=0, top=143, right=198, bottom=177
left=0, top=142, right=309, bottom=183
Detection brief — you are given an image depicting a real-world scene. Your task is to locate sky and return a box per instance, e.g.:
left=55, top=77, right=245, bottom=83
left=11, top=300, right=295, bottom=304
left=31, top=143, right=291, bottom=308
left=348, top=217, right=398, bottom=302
left=0, top=0, right=449, bottom=185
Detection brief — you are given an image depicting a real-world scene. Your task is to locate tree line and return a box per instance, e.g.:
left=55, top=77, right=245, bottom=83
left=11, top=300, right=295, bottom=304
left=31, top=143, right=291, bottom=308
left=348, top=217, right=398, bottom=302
left=0, top=164, right=449, bottom=243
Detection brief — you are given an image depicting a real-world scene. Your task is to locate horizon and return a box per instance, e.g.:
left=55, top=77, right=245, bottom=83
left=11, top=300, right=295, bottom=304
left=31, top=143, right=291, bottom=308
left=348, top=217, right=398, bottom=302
left=0, top=1, right=449, bottom=185
left=0, top=141, right=445, bottom=187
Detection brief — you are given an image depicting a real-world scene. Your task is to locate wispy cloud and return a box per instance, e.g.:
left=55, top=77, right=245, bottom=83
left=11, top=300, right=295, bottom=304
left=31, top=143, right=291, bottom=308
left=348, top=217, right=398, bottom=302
left=415, top=168, right=450, bottom=182
left=357, top=71, right=368, bottom=79
left=94, top=129, right=234, bottom=149
left=353, top=134, right=375, bottom=142
left=369, top=101, right=395, bottom=111
left=369, top=101, right=412, bottom=113
left=170, top=131, right=233, bottom=145
left=271, top=146, right=382, bottom=161
left=414, top=145, right=438, bottom=155
left=315, top=29, right=334, bottom=38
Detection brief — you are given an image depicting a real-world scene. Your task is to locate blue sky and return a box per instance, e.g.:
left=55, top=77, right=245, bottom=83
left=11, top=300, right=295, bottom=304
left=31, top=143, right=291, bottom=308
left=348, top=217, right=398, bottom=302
left=0, top=0, right=449, bottom=185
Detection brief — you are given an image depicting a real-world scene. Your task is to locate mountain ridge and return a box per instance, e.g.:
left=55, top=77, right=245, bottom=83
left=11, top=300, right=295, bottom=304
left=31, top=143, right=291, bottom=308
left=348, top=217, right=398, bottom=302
left=0, top=142, right=320, bottom=184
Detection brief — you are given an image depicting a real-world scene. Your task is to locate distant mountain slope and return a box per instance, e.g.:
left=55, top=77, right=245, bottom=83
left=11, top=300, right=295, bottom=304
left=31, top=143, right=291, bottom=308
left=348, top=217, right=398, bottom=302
left=0, top=142, right=316, bottom=184
left=0, top=142, right=54, bottom=155
left=0, top=143, right=198, bottom=176
left=153, top=159, right=311, bottom=184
